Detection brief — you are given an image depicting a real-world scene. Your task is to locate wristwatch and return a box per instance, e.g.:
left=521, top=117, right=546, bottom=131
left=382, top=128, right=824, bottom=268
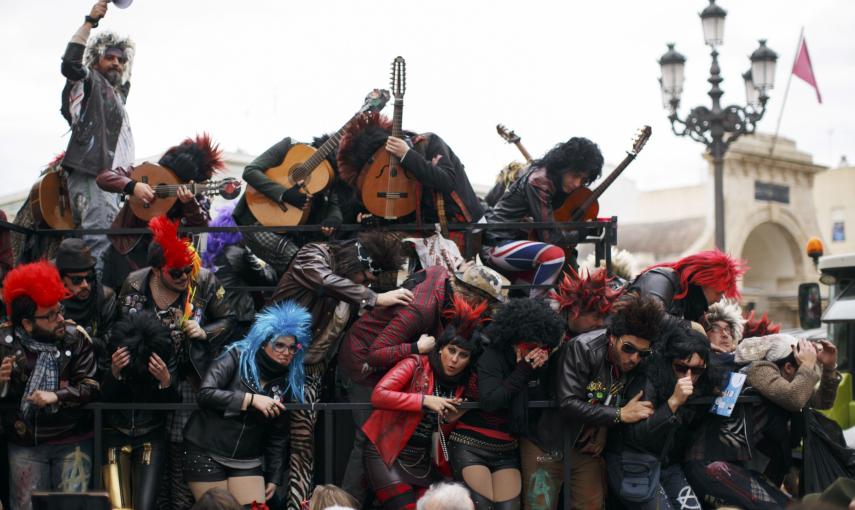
left=85, top=15, right=100, bottom=28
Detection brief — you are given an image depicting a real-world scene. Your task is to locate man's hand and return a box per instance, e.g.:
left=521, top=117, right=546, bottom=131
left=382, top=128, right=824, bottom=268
left=385, top=136, right=410, bottom=159
left=524, top=348, right=550, bottom=369
left=619, top=391, right=654, bottom=424
left=376, top=288, right=414, bottom=307
left=0, top=356, right=14, bottom=383
left=111, top=346, right=130, bottom=379
left=133, top=182, right=155, bottom=204
left=668, top=374, right=694, bottom=412
left=265, top=482, right=277, bottom=501
left=417, top=334, right=436, bottom=354
left=183, top=320, right=207, bottom=340
left=89, top=1, right=108, bottom=22
left=795, top=339, right=817, bottom=370
left=27, top=390, right=59, bottom=407
left=816, top=339, right=839, bottom=370
left=148, top=353, right=171, bottom=388
left=176, top=184, right=195, bottom=204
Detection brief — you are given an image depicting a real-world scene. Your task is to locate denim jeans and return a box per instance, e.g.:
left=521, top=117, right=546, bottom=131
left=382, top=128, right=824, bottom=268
left=66, top=171, right=119, bottom=274
left=8, top=439, right=93, bottom=510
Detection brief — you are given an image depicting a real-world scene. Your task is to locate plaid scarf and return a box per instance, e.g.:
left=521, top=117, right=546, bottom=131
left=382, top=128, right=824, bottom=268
left=18, top=328, right=61, bottom=422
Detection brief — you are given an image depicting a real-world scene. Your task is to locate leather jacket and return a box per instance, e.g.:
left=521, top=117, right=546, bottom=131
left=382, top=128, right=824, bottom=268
left=0, top=321, right=99, bottom=446
left=556, top=329, right=626, bottom=446
left=60, top=42, right=131, bottom=176
left=484, top=165, right=575, bottom=247
left=62, top=284, right=117, bottom=375
left=183, top=349, right=290, bottom=485
left=117, top=267, right=236, bottom=379
left=100, top=358, right=180, bottom=438
left=269, top=242, right=376, bottom=365
left=213, top=245, right=277, bottom=325
left=628, top=267, right=709, bottom=323
left=362, top=354, right=468, bottom=466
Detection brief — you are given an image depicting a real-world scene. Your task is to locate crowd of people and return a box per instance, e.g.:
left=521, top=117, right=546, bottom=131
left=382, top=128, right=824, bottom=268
left=0, top=2, right=849, bottom=510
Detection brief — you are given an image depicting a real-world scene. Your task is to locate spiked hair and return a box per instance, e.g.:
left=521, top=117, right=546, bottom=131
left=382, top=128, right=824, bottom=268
left=4, top=261, right=71, bottom=319
left=642, top=250, right=748, bottom=300
left=437, top=295, right=489, bottom=356
left=336, top=112, right=393, bottom=186
left=109, top=311, right=173, bottom=383
left=148, top=216, right=198, bottom=271
left=83, top=31, right=135, bottom=85
left=704, top=300, right=746, bottom=344
left=551, top=267, right=624, bottom=319
left=202, top=204, right=243, bottom=269
left=742, top=311, right=781, bottom=339
left=158, top=133, right=225, bottom=182
left=227, top=301, right=312, bottom=402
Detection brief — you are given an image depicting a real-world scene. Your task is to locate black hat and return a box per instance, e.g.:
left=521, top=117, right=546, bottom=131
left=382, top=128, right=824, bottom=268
left=55, top=238, right=96, bottom=273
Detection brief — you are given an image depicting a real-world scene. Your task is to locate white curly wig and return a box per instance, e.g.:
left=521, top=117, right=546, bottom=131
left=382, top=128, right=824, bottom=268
left=705, top=299, right=746, bottom=344
left=83, top=31, right=135, bottom=84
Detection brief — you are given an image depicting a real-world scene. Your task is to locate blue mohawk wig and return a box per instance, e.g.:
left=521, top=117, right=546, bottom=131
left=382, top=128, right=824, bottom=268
left=202, top=203, right=243, bottom=269
left=227, top=301, right=312, bottom=402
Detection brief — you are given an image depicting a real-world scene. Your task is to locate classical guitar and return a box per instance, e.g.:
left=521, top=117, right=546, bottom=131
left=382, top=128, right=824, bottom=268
left=496, top=124, right=534, bottom=163
left=360, top=57, right=419, bottom=220
left=553, top=126, right=652, bottom=223
left=128, top=163, right=242, bottom=222
left=246, top=88, right=391, bottom=226
left=30, top=166, right=75, bottom=230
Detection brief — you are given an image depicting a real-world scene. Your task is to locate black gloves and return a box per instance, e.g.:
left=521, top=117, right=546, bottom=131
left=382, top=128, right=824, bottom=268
left=281, top=184, right=308, bottom=209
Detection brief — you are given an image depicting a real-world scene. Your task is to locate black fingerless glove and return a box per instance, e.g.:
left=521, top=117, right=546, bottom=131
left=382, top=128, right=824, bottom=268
left=281, top=185, right=308, bottom=208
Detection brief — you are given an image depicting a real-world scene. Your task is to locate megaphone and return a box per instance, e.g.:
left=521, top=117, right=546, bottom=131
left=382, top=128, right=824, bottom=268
left=111, top=0, right=133, bottom=8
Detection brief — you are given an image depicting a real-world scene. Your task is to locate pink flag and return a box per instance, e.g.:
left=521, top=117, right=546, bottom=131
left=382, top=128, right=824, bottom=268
left=792, top=37, right=822, bottom=103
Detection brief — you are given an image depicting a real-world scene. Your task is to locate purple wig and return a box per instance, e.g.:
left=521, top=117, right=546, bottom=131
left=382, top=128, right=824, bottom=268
left=202, top=203, right=243, bottom=269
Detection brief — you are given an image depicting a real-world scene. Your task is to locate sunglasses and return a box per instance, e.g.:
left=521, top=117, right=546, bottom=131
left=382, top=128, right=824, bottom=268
left=270, top=341, right=299, bottom=354
left=619, top=339, right=653, bottom=358
left=167, top=266, right=193, bottom=279
left=673, top=363, right=706, bottom=375
left=68, top=273, right=96, bottom=285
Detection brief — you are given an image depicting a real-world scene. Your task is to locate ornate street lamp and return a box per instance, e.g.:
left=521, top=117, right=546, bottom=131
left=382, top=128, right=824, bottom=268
left=658, top=0, right=777, bottom=250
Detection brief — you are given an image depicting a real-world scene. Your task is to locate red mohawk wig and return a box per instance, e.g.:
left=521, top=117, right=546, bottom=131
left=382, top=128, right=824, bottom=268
left=551, top=267, right=624, bottom=319
left=643, top=250, right=748, bottom=300
left=4, top=260, right=71, bottom=316
left=158, top=132, right=225, bottom=182
left=336, top=112, right=393, bottom=186
left=149, top=215, right=195, bottom=270
left=443, top=294, right=489, bottom=338
left=742, top=311, right=781, bottom=339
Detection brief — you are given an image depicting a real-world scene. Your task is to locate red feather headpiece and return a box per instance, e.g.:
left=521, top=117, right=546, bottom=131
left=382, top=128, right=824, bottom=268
left=443, top=294, right=490, bottom=339
left=643, top=249, right=748, bottom=300
left=336, top=112, right=393, bottom=186
left=550, top=267, right=623, bottom=319
left=742, top=310, right=781, bottom=339
left=4, top=260, right=71, bottom=316
left=149, top=216, right=195, bottom=269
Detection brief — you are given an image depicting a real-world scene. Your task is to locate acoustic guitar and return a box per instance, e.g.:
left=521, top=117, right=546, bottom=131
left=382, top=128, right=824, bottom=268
left=128, top=163, right=242, bottom=222
left=360, top=57, right=419, bottom=220
left=30, top=167, right=75, bottom=230
left=496, top=124, right=534, bottom=163
left=246, top=88, right=391, bottom=226
left=553, top=125, right=652, bottom=223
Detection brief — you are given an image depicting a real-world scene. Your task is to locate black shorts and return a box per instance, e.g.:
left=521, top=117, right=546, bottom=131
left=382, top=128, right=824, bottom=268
left=183, top=447, right=263, bottom=483
left=449, top=437, right=520, bottom=479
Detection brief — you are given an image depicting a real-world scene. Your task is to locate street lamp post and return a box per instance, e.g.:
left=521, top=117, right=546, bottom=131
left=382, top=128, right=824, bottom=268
left=658, top=0, right=778, bottom=250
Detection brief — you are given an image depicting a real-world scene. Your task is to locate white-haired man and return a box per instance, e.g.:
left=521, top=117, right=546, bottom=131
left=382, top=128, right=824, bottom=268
left=417, top=483, right=475, bottom=510
left=60, top=0, right=136, bottom=269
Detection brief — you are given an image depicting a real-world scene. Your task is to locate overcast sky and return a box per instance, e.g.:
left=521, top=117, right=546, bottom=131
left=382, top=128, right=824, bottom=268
left=1, top=0, right=853, bottom=198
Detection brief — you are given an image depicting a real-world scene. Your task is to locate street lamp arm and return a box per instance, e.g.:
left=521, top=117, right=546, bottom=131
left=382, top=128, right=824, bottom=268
left=669, top=110, right=713, bottom=146
left=721, top=103, right=767, bottom=146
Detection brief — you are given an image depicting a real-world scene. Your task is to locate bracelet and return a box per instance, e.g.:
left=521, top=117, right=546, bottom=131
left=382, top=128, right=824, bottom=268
left=84, top=15, right=100, bottom=28
left=614, top=406, right=622, bottom=424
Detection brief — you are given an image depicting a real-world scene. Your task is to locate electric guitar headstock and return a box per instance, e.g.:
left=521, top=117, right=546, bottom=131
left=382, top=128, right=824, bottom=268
left=630, top=126, right=652, bottom=155
left=496, top=124, right=521, bottom=145
left=391, top=56, right=406, bottom=100
left=359, top=88, right=391, bottom=115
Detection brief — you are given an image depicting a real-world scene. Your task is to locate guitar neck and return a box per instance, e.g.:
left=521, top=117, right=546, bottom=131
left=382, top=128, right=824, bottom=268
left=390, top=98, right=404, bottom=165
left=154, top=182, right=218, bottom=197
left=514, top=142, right=533, bottom=163
left=570, top=152, right=636, bottom=221
left=298, top=131, right=344, bottom=179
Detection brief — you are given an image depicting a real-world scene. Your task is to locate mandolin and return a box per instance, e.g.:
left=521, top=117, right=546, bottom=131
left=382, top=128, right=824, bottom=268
left=246, top=89, right=391, bottom=226
left=30, top=166, right=75, bottom=230
left=553, top=126, right=652, bottom=223
left=128, top=163, right=241, bottom=221
left=359, top=57, right=419, bottom=220
left=496, top=124, right=534, bottom=164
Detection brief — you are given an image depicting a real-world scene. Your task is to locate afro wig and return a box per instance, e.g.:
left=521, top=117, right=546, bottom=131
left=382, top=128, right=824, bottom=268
left=227, top=301, right=312, bottom=402
left=109, top=311, right=173, bottom=383
left=484, top=298, right=565, bottom=352
left=336, top=112, right=393, bottom=186
left=532, top=137, right=604, bottom=186
left=83, top=31, right=135, bottom=85
left=158, top=133, right=225, bottom=182
left=607, top=294, right=666, bottom=344
left=4, top=260, right=71, bottom=320
left=642, top=250, right=748, bottom=301
left=704, top=300, right=746, bottom=344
